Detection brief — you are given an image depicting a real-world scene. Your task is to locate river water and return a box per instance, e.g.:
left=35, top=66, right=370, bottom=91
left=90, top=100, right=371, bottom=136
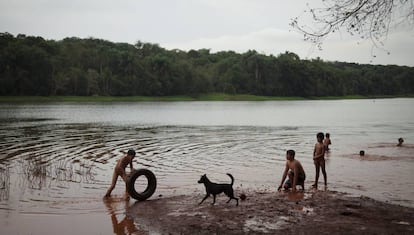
left=0, top=98, right=413, bottom=234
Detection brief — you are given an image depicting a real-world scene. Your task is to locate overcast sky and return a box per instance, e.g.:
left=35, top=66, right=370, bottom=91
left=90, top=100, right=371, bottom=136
left=1, top=0, right=413, bottom=66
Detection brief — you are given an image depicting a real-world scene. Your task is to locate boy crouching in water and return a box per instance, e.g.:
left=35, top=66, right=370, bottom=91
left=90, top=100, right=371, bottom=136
left=105, top=149, right=136, bottom=197
left=277, top=150, right=306, bottom=192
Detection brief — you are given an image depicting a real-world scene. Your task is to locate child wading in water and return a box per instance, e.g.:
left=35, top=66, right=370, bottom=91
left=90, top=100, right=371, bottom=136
left=397, top=137, right=404, bottom=146
left=105, top=149, right=136, bottom=198
left=323, top=133, right=332, bottom=151
left=313, top=132, right=327, bottom=189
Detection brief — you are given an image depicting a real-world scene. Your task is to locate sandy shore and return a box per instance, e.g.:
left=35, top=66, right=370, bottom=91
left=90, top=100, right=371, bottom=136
left=126, top=190, right=414, bottom=234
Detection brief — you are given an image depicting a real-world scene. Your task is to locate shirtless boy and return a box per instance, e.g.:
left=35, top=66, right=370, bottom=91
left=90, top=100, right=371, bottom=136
left=277, top=150, right=306, bottom=192
left=313, top=132, right=327, bottom=189
left=323, top=133, right=332, bottom=151
left=105, top=149, right=136, bottom=197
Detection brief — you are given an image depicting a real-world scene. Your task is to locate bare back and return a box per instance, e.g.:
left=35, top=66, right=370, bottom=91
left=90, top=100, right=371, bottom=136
left=116, top=155, right=133, bottom=170
left=287, top=159, right=305, bottom=175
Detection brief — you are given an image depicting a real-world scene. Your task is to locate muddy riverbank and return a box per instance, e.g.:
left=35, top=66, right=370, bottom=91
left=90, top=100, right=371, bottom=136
left=126, top=190, right=414, bottom=234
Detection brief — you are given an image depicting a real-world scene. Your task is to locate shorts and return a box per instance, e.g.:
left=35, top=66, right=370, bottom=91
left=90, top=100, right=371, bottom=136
left=284, top=171, right=306, bottom=188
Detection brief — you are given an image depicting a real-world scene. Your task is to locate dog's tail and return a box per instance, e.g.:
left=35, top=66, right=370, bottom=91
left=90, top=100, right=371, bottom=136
left=226, top=173, right=234, bottom=185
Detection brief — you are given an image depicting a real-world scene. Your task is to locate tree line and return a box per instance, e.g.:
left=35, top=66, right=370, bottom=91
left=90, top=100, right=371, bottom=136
left=0, top=32, right=413, bottom=97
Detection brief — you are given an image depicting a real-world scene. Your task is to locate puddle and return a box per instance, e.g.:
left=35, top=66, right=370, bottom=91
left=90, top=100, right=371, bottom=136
left=299, top=206, right=315, bottom=215
left=287, top=192, right=305, bottom=201
left=243, top=216, right=292, bottom=233
left=393, top=221, right=410, bottom=225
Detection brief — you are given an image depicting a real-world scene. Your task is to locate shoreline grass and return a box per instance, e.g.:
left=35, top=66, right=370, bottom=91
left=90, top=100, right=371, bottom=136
left=0, top=94, right=412, bottom=103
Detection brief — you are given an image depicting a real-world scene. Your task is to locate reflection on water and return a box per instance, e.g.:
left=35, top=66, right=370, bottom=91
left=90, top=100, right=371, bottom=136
left=103, top=197, right=144, bottom=235
left=287, top=192, right=305, bottom=201
left=0, top=99, right=413, bottom=234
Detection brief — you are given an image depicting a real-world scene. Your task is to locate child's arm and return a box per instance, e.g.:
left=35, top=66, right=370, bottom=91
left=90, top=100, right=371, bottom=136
left=313, top=144, right=325, bottom=159
left=129, top=159, right=134, bottom=171
left=320, top=144, right=326, bottom=157
left=292, top=165, right=298, bottom=192
left=278, top=163, right=289, bottom=191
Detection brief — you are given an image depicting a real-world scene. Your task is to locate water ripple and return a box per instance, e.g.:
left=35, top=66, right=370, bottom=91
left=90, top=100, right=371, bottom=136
left=0, top=120, right=413, bottom=213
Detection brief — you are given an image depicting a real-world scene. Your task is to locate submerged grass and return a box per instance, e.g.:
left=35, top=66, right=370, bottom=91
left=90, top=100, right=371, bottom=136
left=0, top=94, right=412, bottom=103
left=19, top=157, right=96, bottom=190
left=0, top=165, right=10, bottom=200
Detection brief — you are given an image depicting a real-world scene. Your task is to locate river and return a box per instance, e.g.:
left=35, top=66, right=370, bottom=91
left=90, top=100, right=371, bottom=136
left=0, top=98, right=413, bottom=234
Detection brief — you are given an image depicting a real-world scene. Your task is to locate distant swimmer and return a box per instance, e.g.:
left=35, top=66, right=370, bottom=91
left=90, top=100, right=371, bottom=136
left=397, top=137, right=404, bottom=147
left=359, top=150, right=365, bottom=156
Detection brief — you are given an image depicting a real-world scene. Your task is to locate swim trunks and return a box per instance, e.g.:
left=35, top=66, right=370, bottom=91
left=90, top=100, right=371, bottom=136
left=283, top=171, right=306, bottom=188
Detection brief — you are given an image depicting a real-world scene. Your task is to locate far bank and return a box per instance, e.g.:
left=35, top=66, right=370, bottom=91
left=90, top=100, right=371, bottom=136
left=1, top=94, right=412, bottom=103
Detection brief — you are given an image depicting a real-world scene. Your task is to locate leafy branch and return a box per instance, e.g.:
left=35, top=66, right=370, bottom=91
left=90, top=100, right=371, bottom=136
left=291, top=0, right=414, bottom=50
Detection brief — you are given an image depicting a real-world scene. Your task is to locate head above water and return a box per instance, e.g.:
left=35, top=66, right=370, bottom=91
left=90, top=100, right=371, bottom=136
left=286, top=149, right=295, bottom=160
left=397, top=137, right=404, bottom=146
left=317, top=132, right=324, bottom=141
left=359, top=150, right=365, bottom=156
left=127, top=149, right=136, bottom=157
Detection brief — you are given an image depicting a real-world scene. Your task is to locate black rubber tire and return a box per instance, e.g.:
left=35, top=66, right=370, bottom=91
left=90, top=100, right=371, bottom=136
left=126, top=169, right=157, bottom=201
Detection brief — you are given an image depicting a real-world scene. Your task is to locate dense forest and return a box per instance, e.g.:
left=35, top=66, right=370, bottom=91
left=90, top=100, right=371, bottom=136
left=0, top=32, right=413, bottom=97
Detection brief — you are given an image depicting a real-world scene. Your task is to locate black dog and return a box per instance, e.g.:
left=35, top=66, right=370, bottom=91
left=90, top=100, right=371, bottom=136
left=198, top=173, right=239, bottom=206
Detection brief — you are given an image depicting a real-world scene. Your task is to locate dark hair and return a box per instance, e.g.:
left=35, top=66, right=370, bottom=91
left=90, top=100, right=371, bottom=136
left=317, top=132, right=324, bottom=140
left=127, top=149, right=136, bottom=156
left=325, top=133, right=330, bottom=138
left=287, top=149, right=295, bottom=158
left=359, top=150, right=365, bottom=156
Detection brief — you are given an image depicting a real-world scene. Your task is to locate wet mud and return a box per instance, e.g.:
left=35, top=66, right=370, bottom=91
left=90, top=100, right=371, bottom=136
left=126, top=190, right=414, bottom=234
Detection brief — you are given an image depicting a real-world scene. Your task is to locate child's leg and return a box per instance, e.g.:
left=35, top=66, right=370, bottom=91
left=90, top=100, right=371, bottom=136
left=105, top=170, right=119, bottom=197
left=299, top=174, right=305, bottom=190
left=119, top=171, right=129, bottom=195
left=284, top=171, right=293, bottom=190
left=321, top=159, right=327, bottom=186
left=313, top=160, right=320, bottom=188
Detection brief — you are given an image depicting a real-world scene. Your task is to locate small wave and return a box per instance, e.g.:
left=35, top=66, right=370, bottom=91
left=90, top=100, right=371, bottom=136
left=1, top=122, right=413, bottom=212
left=339, top=153, right=412, bottom=161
